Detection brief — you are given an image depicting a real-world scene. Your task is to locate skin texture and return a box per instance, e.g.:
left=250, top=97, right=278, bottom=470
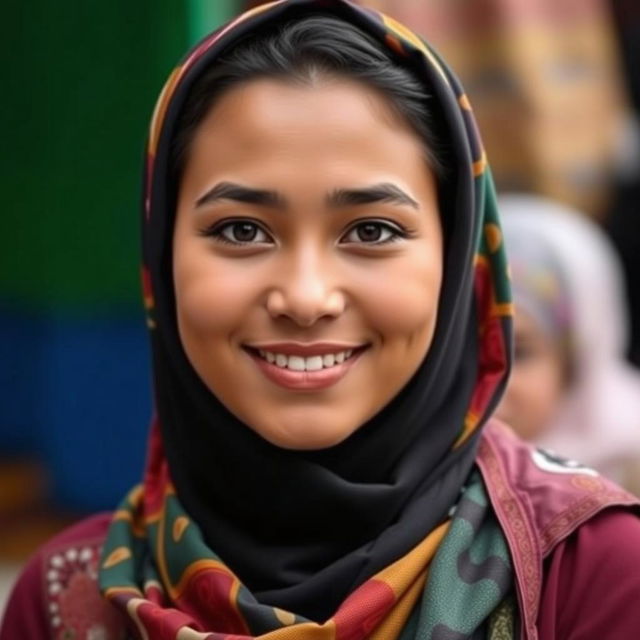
left=495, top=308, right=569, bottom=441
left=173, top=78, right=443, bottom=450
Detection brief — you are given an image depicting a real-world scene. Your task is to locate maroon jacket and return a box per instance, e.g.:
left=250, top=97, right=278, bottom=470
left=3, top=423, right=640, bottom=639
left=477, top=422, right=640, bottom=638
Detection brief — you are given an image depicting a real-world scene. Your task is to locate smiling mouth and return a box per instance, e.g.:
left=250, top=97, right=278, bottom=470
left=254, top=348, right=358, bottom=371
left=243, top=344, right=369, bottom=390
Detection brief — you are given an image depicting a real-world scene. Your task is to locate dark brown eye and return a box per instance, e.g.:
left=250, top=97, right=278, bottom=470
left=356, top=223, right=383, bottom=242
left=341, top=221, right=404, bottom=245
left=232, top=222, right=259, bottom=242
left=211, top=220, right=272, bottom=245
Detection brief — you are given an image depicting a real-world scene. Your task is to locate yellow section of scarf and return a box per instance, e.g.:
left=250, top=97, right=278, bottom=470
left=242, top=520, right=450, bottom=640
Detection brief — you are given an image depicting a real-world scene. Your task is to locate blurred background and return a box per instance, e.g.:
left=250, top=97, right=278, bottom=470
left=1, top=0, right=639, bottom=612
left=0, top=0, right=236, bottom=609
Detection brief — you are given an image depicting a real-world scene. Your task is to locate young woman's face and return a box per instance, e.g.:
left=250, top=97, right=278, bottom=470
left=173, top=78, right=443, bottom=449
left=495, top=308, right=569, bottom=441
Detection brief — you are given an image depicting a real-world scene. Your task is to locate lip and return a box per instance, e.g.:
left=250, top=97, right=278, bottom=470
left=244, top=344, right=368, bottom=391
left=244, top=342, right=366, bottom=357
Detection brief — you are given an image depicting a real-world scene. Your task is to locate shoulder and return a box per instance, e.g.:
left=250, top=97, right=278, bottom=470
left=538, top=508, right=640, bottom=638
left=0, top=513, right=125, bottom=640
left=478, top=420, right=638, bottom=553
left=477, top=421, right=640, bottom=638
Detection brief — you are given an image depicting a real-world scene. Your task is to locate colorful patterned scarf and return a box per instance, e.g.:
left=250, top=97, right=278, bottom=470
left=100, top=427, right=513, bottom=639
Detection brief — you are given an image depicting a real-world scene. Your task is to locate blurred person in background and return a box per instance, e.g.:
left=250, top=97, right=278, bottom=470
left=496, top=194, right=640, bottom=494
left=2, top=2, right=640, bottom=639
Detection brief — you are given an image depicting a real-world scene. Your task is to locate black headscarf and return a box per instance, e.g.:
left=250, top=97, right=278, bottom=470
left=140, top=0, right=512, bottom=622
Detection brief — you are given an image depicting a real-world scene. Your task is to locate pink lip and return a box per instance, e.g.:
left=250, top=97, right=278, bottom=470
left=245, top=342, right=365, bottom=357
left=245, top=347, right=367, bottom=391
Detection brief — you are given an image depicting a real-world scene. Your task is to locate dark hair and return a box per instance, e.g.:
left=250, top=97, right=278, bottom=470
left=170, top=14, right=447, bottom=182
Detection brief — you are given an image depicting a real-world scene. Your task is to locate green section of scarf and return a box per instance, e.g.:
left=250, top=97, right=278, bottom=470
left=99, top=470, right=515, bottom=639
left=397, top=473, right=516, bottom=640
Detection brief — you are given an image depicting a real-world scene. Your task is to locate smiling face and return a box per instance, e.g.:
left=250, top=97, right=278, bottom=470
left=173, top=78, right=443, bottom=450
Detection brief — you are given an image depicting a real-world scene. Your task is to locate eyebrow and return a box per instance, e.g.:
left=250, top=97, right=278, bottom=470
left=194, top=181, right=419, bottom=210
left=195, top=182, right=283, bottom=208
left=327, top=183, right=419, bottom=210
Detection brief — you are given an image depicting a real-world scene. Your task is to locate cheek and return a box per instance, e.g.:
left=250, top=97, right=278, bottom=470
left=360, top=254, right=442, bottom=341
left=173, top=246, right=255, bottom=340
left=506, top=356, right=566, bottom=435
left=535, top=362, right=566, bottom=414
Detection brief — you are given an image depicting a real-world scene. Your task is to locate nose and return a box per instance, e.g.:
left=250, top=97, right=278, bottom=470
left=265, top=249, right=345, bottom=327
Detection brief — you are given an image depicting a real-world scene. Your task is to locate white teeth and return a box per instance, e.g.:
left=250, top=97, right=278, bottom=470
left=288, top=356, right=305, bottom=372
left=306, top=356, right=324, bottom=372
left=257, top=349, right=359, bottom=371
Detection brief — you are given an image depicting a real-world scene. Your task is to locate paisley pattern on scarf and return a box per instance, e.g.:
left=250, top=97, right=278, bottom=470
left=100, top=443, right=512, bottom=639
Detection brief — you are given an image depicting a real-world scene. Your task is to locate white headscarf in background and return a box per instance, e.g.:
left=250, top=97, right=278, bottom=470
left=500, top=194, right=640, bottom=483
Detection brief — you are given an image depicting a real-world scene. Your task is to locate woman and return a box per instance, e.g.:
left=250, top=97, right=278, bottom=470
left=2, top=1, right=639, bottom=638
left=495, top=194, right=640, bottom=492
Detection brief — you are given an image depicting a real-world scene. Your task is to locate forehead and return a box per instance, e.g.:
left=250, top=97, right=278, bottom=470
left=203, top=76, right=406, bottom=130
left=180, top=78, right=430, bottom=190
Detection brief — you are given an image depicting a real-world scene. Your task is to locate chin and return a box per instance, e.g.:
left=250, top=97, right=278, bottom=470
left=253, top=417, right=360, bottom=451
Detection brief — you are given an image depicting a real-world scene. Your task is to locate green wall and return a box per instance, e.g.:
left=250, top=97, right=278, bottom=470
left=1, top=1, right=237, bottom=310
left=188, top=0, right=238, bottom=43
